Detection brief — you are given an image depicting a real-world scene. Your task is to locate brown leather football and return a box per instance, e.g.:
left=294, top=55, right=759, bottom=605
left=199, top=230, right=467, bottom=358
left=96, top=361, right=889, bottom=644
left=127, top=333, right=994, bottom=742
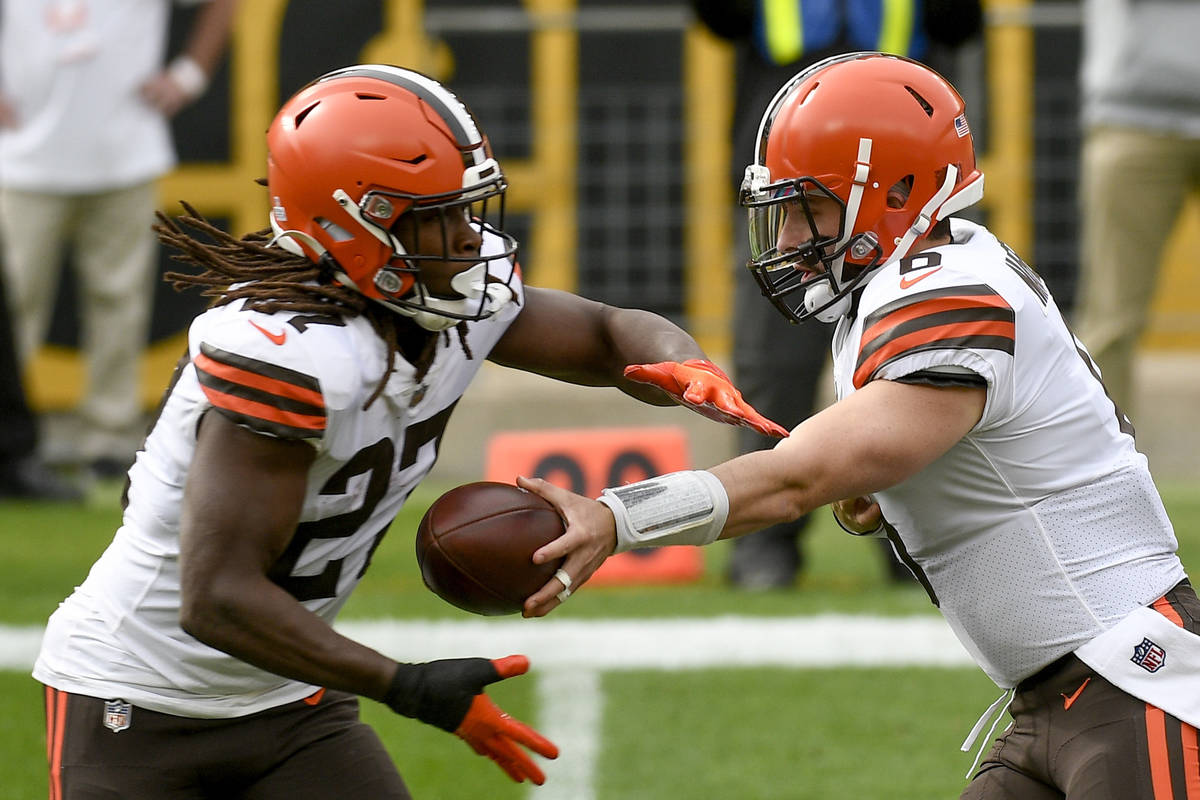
left=416, top=481, right=566, bottom=616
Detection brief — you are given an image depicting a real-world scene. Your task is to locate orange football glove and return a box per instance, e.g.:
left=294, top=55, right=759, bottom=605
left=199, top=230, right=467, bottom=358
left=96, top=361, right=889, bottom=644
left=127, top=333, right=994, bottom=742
left=384, top=654, right=558, bottom=784
left=624, top=358, right=789, bottom=438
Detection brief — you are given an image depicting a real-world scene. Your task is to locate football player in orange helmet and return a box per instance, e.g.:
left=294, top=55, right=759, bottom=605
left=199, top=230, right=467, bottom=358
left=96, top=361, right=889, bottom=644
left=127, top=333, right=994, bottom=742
left=265, top=65, right=519, bottom=333
left=741, top=51, right=984, bottom=324
left=520, top=53, right=1197, bottom=800
left=33, top=65, right=785, bottom=799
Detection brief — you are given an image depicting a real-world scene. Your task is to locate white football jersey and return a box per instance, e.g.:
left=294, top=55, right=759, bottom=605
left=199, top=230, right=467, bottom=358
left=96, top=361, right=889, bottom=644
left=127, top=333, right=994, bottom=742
left=833, top=219, right=1185, bottom=688
left=34, top=237, right=524, bottom=717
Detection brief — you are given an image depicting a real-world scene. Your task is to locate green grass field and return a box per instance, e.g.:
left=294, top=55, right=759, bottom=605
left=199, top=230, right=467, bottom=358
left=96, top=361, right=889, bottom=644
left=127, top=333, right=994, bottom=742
left=3, top=479, right=1199, bottom=799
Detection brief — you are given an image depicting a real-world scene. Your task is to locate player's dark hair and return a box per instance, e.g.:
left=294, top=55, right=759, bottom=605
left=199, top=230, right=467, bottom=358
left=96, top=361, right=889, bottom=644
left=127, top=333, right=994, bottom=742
left=930, top=216, right=951, bottom=240
left=155, top=202, right=473, bottom=408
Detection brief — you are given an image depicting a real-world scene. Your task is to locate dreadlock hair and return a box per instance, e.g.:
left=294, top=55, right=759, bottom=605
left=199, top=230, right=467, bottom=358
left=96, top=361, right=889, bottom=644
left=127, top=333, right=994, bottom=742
left=156, top=201, right=474, bottom=409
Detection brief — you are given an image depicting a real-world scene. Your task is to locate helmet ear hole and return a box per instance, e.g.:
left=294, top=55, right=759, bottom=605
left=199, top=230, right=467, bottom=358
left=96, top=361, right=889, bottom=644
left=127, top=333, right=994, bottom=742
left=315, top=218, right=354, bottom=242
left=886, top=176, right=914, bottom=209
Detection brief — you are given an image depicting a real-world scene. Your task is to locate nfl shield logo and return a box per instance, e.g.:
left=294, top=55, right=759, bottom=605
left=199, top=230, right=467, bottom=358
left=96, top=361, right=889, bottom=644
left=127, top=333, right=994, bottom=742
left=102, top=699, right=132, bottom=733
left=1131, top=638, right=1167, bottom=673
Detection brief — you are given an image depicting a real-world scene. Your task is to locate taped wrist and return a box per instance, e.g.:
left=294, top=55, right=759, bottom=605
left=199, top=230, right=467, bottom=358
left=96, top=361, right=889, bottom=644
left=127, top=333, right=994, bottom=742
left=383, top=659, right=488, bottom=732
left=167, top=56, right=208, bottom=99
left=598, top=470, right=728, bottom=553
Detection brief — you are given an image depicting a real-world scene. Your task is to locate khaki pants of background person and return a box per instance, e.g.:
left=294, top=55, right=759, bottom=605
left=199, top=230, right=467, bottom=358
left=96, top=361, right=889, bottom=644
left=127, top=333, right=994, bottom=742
left=1075, top=125, right=1200, bottom=419
left=0, top=183, right=157, bottom=464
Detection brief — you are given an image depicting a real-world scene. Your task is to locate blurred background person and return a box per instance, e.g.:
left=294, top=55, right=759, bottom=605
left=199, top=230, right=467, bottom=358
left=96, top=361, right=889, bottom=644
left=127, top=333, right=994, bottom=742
left=689, top=0, right=983, bottom=589
left=0, top=0, right=237, bottom=480
left=0, top=268, right=82, bottom=502
left=1073, top=0, right=1200, bottom=420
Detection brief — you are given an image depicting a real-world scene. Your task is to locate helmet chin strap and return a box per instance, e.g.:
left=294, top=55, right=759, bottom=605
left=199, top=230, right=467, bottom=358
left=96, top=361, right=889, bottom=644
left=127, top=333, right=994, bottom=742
left=888, top=164, right=959, bottom=266
left=380, top=262, right=516, bottom=332
left=804, top=137, right=872, bottom=323
left=269, top=215, right=327, bottom=259
left=802, top=158, right=971, bottom=324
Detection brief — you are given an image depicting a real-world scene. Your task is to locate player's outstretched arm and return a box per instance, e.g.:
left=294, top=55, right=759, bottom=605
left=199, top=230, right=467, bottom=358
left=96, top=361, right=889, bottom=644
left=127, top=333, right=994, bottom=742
left=624, top=359, right=789, bottom=438
left=385, top=655, right=559, bottom=784
left=489, top=287, right=786, bottom=434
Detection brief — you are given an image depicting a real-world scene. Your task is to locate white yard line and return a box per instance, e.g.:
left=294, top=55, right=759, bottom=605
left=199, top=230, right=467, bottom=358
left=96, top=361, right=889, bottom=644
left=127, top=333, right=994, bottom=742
left=534, top=668, right=602, bottom=800
left=2, top=615, right=972, bottom=799
left=331, top=614, right=973, bottom=669
left=1, top=615, right=971, bottom=671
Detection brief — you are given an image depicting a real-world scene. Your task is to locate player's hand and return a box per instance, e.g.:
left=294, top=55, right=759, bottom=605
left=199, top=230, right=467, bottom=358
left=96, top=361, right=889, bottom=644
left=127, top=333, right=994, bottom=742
left=140, top=69, right=201, bottom=117
left=624, top=359, right=789, bottom=438
left=831, top=496, right=884, bottom=536
left=384, top=655, right=558, bottom=784
left=517, top=475, right=618, bottom=618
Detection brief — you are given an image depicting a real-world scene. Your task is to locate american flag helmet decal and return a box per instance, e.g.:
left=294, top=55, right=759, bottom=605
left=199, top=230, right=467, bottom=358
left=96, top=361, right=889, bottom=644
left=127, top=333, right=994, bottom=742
left=954, top=114, right=970, bottom=138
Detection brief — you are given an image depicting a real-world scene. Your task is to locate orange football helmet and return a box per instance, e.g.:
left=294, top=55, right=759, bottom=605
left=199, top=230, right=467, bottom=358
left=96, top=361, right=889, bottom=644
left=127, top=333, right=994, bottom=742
left=740, top=52, right=985, bottom=322
left=266, top=65, right=518, bottom=330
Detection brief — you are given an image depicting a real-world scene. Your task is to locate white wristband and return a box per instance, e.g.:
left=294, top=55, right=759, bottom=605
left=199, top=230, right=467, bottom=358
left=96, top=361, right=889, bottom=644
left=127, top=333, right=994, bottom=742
left=598, top=470, right=728, bottom=553
left=168, top=56, right=208, bottom=99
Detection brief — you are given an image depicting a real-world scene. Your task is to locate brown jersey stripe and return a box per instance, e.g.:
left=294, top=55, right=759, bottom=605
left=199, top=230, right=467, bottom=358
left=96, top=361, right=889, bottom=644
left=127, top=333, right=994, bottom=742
left=203, top=384, right=326, bottom=436
left=861, top=298, right=1013, bottom=353
left=863, top=283, right=1007, bottom=329
left=853, top=320, right=1015, bottom=389
left=195, top=355, right=325, bottom=418
left=856, top=286, right=1014, bottom=388
left=197, top=343, right=321, bottom=397
left=195, top=347, right=324, bottom=411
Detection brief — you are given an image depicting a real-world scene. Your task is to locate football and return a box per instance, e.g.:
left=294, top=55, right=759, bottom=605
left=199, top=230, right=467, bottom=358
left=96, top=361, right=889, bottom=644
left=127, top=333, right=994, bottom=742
left=415, top=481, right=566, bottom=616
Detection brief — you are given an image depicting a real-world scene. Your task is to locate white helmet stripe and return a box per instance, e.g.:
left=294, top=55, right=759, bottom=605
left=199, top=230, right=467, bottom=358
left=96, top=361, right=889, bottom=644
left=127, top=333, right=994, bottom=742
left=829, top=137, right=873, bottom=286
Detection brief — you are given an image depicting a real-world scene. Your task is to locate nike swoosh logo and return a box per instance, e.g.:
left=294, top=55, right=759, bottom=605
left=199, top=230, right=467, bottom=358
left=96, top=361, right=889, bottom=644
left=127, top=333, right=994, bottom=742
left=248, top=320, right=287, bottom=345
left=1061, top=677, right=1090, bottom=710
left=899, top=266, right=943, bottom=289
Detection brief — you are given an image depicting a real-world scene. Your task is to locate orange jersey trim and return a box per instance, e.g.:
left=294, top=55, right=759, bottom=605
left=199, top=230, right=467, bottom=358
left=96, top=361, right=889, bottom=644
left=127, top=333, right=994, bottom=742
left=194, top=351, right=324, bottom=409
left=854, top=287, right=1014, bottom=389
left=200, top=383, right=327, bottom=432
left=860, top=293, right=1011, bottom=349
left=855, top=318, right=1015, bottom=389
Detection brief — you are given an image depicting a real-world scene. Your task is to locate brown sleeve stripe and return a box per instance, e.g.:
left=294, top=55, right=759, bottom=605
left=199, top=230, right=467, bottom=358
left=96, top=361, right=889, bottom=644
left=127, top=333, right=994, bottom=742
left=854, top=288, right=1014, bottom=389
left=195, top=344, right=326, bottom=436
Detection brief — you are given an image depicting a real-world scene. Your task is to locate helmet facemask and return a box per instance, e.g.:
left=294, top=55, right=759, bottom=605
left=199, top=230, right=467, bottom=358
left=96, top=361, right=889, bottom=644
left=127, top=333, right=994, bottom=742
left=742, top=167, right=884, bottom=324
left=337, top=169, right=519, bottom=332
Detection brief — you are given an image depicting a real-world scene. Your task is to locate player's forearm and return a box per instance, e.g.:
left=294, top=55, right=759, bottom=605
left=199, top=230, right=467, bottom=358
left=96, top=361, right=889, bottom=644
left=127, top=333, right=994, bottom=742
left=599, top=306, right=708, bottom=404
left=602, top=306, right=704, bottom=364
left=181, top=0, right=238, bottom=74
left=708, top=451, right=822, bottom=540
left=180, top=577, right=395, bottom=702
